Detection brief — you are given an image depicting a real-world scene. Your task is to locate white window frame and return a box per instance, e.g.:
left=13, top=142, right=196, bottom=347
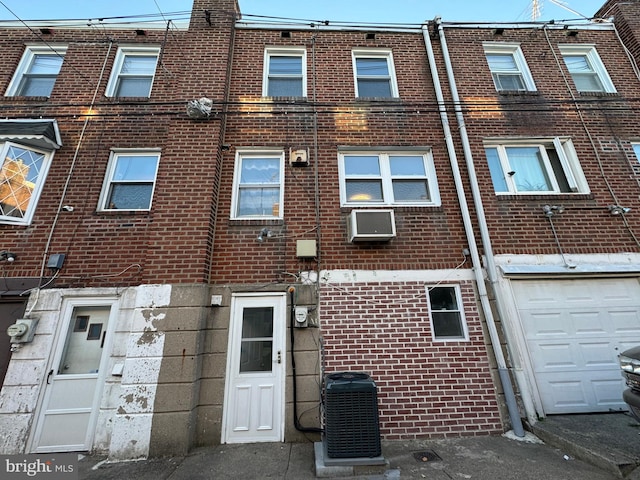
left=351, top=49, right=399, bottom=98
left=98, top=149, right=160, bottom=212
left=5, top=45, right=67, bottom=97
left=105, top=46, right=160, bottom=98
left=559, top=44, right=616, bottom=94
left=338, top=150, right=441, bottom=207
left=427, top=285, right=469, bottom=342
left=0, top=141, right=54, bottom=225
left=484, top=137, right=589, bottom=195
left=262, top=47, right=307, bottom=97
left=483, top=43, right=536, bottom=92
left=632, top=143, right=640, bottom=164
left=230, top=149, right=285, bottom=220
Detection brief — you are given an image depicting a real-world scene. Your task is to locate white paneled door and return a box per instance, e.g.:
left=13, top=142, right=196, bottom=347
left=513, top=278, right=640, bottom=414
left=32, top=300, right=116, bottom=452
left=222, top=294, right=286, bottom=443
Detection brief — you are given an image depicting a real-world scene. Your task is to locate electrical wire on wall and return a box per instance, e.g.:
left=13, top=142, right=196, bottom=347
left=321, top=251, right=470, bottom=307
left=288, top=286, right=323, bottom=433
left=27, top=40, right=114, bottom=315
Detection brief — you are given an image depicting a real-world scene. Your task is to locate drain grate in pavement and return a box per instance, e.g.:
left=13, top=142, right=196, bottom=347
left=412, top=450, right=442, bottom=463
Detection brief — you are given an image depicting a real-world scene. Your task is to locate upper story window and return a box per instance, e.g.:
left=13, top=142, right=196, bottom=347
left=263, top=47, right=306, bottom=97
left=6, top=45, right=67, bottom=97
left=632, top=143, right=640, bottom=163
left=352, top=49, right=399, bottom=98
left=427, top=285, right=469, bottom=341
left=559, top=45, right=616, bottom=93
left=483, top=43, right=536, bottom=92
left=0, top=120, right=61, bottom=225
left=105, top=46, right=160, bottom=98
left=484, top=137, right=589, bottom=195
left=339, top=150, right=440, bottom=206
left=231, top=150, right=284, bottom=219
left=98, top=150, right=160, bottom=211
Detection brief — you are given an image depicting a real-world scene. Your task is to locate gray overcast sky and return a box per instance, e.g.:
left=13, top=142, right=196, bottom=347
left=0, top=1, right=609, bottom=23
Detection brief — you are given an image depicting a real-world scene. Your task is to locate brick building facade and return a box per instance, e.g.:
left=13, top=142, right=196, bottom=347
left=0, top=0, right=638, bottom=460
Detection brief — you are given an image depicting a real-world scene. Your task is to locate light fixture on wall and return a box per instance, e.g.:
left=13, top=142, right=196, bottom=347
left=608, top=205, right=631, bottom=215
left=257, top=228, right=273, bottom=243
left=542, top=205, right=565, bottom=217
left=0, top=251, right=16, bottom=262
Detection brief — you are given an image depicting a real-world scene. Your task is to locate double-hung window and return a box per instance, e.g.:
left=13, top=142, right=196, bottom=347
left=231, top=150, right=284, bottom=219
left=339, top=150, right=440, bottom=206
left=99, top=150, right=160, bottom=211
left=6, top=45, right=67, bottom=97
left=483, top=43, right=536, bottom=92
left=484, top=137, right=589, bottom=194
left=263, top=47, right=306, bottom=97
left=559, top=45, right=616, bottom=93
left=352, top=49, right=398, bottom=98
left=105, top=46, right=160, bottom=98
left=427, top=285, right=468, bottom=341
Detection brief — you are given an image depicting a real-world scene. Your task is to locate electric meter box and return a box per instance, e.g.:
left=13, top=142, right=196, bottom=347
left=7, top=318, right=38, bottom=344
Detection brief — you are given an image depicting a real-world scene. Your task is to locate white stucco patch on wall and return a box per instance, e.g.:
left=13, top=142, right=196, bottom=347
left=321, top=268, right=475, bottom=284
left=107, top=284, right=170, bottom=460
left=134, top=284, right=172, bottom=309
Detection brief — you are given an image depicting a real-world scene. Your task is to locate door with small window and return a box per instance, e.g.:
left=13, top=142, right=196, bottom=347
left=222, top=294, right=286, bottom=443
left=31, top=300, right=116, bottom=452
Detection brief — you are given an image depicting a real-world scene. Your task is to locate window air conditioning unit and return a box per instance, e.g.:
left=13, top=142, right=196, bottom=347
left=347, top=209, right=396, bottom=243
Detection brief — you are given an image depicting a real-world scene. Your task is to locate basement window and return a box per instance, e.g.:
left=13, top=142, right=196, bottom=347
left=427, top=285, right=468, bottom=341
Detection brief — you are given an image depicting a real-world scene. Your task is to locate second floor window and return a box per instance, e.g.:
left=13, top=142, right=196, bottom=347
left=352, top=49, right=398, bottom=98
left=339, top=150, right=440, bottom=206
left=6, top=46, right=67, bottom=97
left=559, top=45, right=616, bottom=94
left=263, top=48, right=306, bottom=97
left=483, top=43, right=535, bottom=92
left=98, top=150, right=160, bottom=211
left=484, top=137, right=589, bottom=195
left=0, top=142, right=51, bottom=224
left=105, top=47, right=160, bottom=98
left=231, top=150, right=284, bottom=219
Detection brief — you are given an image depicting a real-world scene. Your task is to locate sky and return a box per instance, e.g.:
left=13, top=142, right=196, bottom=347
left=0, top=1, right=609, bottom=24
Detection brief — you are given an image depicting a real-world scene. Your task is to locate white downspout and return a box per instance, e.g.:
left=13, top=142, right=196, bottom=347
left=422, top=21, right=525, bottom=437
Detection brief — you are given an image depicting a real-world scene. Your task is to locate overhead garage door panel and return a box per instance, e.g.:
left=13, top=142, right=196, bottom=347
left=513, top=278, right=640, bottom=414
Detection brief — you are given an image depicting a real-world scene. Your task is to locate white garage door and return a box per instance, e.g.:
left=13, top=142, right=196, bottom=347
left=512, top=278, right=640, bottom=414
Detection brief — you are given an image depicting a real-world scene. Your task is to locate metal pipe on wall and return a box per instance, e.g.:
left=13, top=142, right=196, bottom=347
left=422, top=21, right=525, bottom=437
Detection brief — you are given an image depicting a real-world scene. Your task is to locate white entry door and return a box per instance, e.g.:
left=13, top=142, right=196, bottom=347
left=513, top=278, right=640, bottom=414
left=222, top=294, right=286, bottom=443
left=32, top=300, right=116, bottom=452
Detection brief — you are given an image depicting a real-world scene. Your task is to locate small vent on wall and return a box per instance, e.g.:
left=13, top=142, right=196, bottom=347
left=289, top=148, right=309, bottom=167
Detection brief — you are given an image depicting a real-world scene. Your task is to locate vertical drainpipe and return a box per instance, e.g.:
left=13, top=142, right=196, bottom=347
left=422, top=20, right=525, bottom=437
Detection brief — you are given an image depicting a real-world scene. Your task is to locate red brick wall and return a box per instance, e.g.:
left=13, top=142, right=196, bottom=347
left=0, top=2, right=237, bottom=286
left=441, top=25, right=640, bottom=256
left=212, top=27, right=471, bottom=284
left=320, top=279, right=503, bottom=438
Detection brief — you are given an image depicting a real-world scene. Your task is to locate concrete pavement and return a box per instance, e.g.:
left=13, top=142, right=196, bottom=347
left=77, top=413, right=640, bottom=479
